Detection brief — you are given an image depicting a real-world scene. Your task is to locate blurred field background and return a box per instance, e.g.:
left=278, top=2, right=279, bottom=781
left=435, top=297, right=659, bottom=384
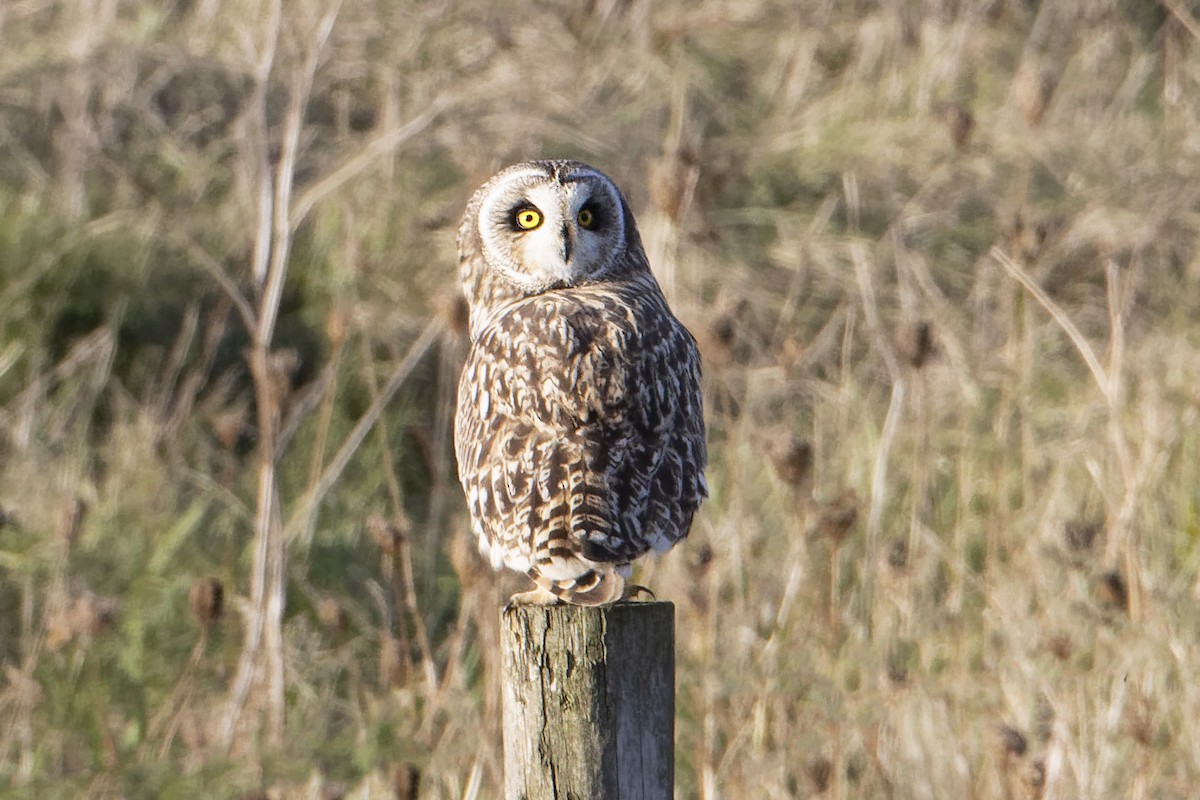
left=1, top=0, right=1199, bottom=797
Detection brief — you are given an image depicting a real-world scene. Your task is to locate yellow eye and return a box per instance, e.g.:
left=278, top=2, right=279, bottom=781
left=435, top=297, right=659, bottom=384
left=515, top=208, right=542, bottom=230
left=577, top=207, right=595, bottom=229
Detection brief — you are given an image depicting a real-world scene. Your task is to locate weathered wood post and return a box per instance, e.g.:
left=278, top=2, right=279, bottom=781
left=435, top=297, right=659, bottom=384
left=500, top=602, right=675, bottom=799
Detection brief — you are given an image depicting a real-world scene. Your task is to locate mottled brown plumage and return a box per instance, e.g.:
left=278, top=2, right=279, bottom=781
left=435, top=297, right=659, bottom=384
left=454, top=161, right=707, bottom=605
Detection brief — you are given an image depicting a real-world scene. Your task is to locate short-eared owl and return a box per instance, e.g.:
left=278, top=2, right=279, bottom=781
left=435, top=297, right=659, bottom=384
left=454, top=160, right=707, bottom=605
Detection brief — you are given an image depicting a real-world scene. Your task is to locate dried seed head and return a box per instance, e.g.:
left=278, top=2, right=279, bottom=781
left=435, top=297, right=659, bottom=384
left=648, top=148, right=700, bottom=222
left=777, top=335, right=807, bottom=369
left=1017, top=759, right=1046, bottom=800
left=896, top=320, right=936, bottom=369
left=1033, top=692, right=1055, bottom=744
left=391, top=762, right=421, bottom=800
left=886, top=638, right=918, bottom=684
left=1014, top=62, right=1058, bottom=127
left=818, top=490, right=859, bottom=547
left=368, top=514, right=409, bottom=557
left=71, top=590, right=119, bottom=641
left=998, top=725, right=1028, bottom=758
left=325, top=303, right=350, bottom=348
left=1064, top=519, right=1101, bottom=553
left=1122, top=692, right=1155, bottom=747
left=44, top=591, right=74, bottom=653
left=449, top=531, right=488, bottom=591
left=707, top=315, right=737, bottom=365
left=379, top=635, right=407, bottom=688
left=189, top=576, right=225, bottom=630
left=57, top=497, right=86, bottom=551
left=690, top=543, right=715, bottom=574
left=2, top=665, right=40, bottom=708
left=1043, top=632, right=1072, bottom=661
left=316, top=596, right=345, bottom=631
left=769, top=435, right=813, bottom=490
left=210, top=402, right=249, bottom=450
left=701, top=293, right=752, bottom=368
left=714, top=314, right=737, bottom=348
left=1095, top=570, right=1128, bottom=613
left=435, top=291, right=471, bottom=338
left=1008, top=211, right=1056, bottom=262
left=945, top=104, right=975, bottom=151
left=806, top=755, right=833, bottom=793
left=269, top=349, right=301, bottom=405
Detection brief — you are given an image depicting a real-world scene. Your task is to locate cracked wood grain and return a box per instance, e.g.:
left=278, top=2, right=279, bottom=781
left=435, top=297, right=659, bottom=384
left=501, top=603, right=674, bottom=799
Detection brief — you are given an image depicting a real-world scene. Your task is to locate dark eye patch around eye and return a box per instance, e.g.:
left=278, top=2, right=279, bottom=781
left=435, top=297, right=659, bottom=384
left=578, top=202, right=607, bottom=229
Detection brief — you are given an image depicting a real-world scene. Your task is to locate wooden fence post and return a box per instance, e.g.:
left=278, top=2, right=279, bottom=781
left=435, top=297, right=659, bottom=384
left=500, top=602, right=675, bottom=800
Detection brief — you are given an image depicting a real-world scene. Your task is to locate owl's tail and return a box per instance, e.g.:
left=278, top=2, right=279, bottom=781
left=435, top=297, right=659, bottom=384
left=531, top=567, right=625, bottom=606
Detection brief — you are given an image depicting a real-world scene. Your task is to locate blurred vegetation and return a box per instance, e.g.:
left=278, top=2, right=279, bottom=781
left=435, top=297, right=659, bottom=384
left=2, top=0, right=1200, bottom=797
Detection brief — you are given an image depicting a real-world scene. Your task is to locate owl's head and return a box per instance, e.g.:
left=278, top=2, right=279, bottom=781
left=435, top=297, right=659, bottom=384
left=458, top=160, right=646, bottom=314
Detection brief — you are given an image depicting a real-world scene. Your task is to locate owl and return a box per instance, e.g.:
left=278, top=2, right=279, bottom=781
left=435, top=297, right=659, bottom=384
left=454, top=160, right=707, bottom=605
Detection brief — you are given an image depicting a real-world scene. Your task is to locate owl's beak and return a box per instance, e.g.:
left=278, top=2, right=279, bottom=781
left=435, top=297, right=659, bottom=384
left=560, top=222, right=573, bottom=264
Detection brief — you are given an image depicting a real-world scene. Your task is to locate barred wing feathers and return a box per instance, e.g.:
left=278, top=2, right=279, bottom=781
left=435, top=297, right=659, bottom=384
left=454, top=276, right=706, bottom=604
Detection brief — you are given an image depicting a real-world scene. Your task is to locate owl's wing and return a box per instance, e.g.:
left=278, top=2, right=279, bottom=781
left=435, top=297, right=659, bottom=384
left=455, top=288, right=706, bottom=581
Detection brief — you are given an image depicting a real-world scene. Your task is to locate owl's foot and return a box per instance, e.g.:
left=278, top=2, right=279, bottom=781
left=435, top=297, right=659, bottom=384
left=620, top=583, right=657, bottom=602
left=505, top=586, right=563, bottom=609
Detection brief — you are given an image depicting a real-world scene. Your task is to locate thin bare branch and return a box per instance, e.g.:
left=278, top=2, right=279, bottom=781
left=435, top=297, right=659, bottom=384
left=288, top=94, right=451, bottom=229
left=224, top=0, right=344, bottom=751
left=1159, top=0, right=1200, bottom=42
left=258, top=0, right=343, bottom=345
left=852, top=243, right=907, bottom=639
left=991, top=246, right=1112, bottom=403
left=247, top=0, right=282, bottom=289
left=284, top=318, right=444, bottom=541
left=0, top=342, right=24, bottom=386
left=181, top=239, right=258, bottom=334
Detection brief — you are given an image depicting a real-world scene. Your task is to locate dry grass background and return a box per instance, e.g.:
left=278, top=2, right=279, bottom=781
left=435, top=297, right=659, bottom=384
left=1, top=0, right=1199, bottom=797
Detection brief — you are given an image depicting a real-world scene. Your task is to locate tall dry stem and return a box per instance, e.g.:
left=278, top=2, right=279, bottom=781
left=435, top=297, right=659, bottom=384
left=992, top=247, right=1144, bottom=619
left=218, top=0, right=342, bottom=750
left=852, top=242, right=906, bottom=638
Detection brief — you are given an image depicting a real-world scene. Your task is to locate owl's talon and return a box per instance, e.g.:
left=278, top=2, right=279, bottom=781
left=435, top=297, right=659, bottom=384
left=505, top=587, right=563, bottom=609
left=620, top=583, right=656, bottom=602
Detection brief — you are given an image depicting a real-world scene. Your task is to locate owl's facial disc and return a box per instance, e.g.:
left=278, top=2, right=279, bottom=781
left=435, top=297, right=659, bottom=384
left=479, top=167, right=625, bottom=293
